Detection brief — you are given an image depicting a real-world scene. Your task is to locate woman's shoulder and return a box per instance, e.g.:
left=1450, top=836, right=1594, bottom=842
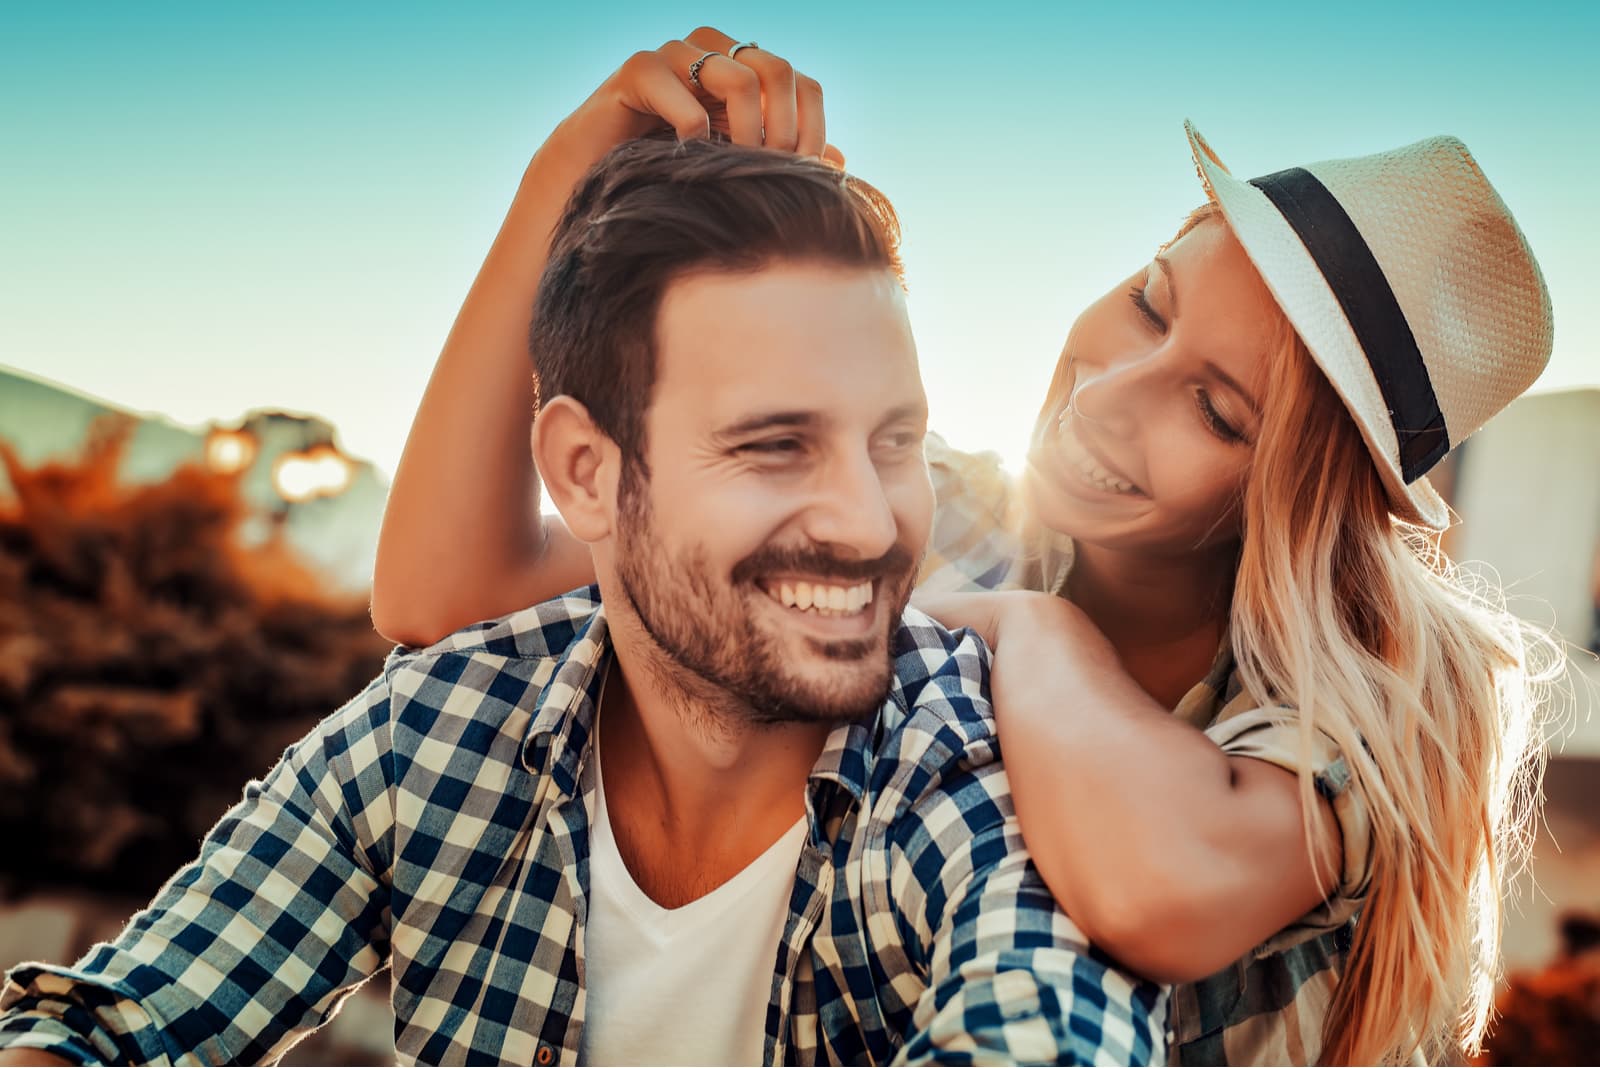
left=919, top=431, right=1027, bottom=593
left=925, top=431, right=1011, bottom=508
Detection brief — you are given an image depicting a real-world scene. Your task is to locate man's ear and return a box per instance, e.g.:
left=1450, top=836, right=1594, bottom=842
left=532, top=395, right=619, bottom=544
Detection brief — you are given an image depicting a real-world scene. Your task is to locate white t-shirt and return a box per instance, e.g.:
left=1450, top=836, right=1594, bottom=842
left=578, top=741, right=807, bottom=1066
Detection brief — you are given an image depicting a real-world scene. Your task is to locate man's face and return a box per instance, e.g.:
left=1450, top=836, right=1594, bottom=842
left=614, top=262, right=932, bottom=726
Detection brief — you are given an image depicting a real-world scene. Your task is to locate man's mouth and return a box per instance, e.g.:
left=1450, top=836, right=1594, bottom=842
left=759, top=578, right=875, bottom=618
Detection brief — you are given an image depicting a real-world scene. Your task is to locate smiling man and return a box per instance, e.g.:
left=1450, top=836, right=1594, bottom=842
left=0, top=139, right=1163, bottom=1066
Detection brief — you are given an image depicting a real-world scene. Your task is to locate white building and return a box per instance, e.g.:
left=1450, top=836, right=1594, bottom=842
left=1449, top=388, right=1600, bottom=756
left=0, top=365, right=386, bottom=595
left=1443, top=388, right=1600, bottom=970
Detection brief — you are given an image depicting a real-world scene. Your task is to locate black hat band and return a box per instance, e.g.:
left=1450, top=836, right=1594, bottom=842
left=1249, top=166, right=1450, bottom=482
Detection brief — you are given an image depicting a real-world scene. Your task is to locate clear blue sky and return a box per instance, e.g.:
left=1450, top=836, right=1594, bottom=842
left=3, top=1, right=1596, bottom=475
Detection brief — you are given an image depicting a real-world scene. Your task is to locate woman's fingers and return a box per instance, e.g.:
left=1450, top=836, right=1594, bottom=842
left=609, top=30, right=834, bottom=160
left=911, top=593, right=1008, bottom=651
left=683, top=27, right=822, bottom=157
left=612, top=48, right=710, bottom=142
left=737, top=49, right=800, bottom=151
left=688, top=31, right=799, bottom=152
left=658, top=38, right=763, bottom=146
left=794, top=73, right=826, bottom=158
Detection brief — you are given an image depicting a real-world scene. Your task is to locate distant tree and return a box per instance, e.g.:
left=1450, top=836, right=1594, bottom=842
left=1474, top=912, right=1600, bottom=1065
left=0, top=416, right=391, bottom=896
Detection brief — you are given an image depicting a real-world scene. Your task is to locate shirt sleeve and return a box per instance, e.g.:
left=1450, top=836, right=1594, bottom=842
left=0, top=673, right=399, bottom=1066
left=883, top=628, right=1168, bottom=1065
left=1204, top=706, right=1374, bottom=955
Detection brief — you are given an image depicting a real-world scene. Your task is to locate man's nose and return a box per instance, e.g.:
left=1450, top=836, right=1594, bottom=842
left=800, top=449, right=899, bottom=562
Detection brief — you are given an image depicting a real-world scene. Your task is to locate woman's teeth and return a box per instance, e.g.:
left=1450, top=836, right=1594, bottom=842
left=768, top=579, right=874, bottom=617
left=1076, top=455, right=1137, bottom=494
left=1057, top=413, right=1138, bottom=495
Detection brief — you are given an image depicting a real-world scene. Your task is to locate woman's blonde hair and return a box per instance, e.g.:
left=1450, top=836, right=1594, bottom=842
left=1035, top=203, right=1562, bottom=1063
left=1237, top=300, right=1561, bottom=1063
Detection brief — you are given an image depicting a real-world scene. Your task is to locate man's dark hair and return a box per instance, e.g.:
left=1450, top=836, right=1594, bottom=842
left=530, top=136, right=904, bottom=468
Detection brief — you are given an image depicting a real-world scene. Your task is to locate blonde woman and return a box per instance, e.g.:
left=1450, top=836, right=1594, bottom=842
left=370, top=30, right=1561, bottom=1064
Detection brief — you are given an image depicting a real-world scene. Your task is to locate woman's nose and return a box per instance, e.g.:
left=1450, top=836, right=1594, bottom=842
left=1068, top=359, right=1153, bottom=440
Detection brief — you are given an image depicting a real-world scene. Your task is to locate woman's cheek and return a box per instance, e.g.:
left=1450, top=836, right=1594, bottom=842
left=1160, top=457, right=1241, bottom=525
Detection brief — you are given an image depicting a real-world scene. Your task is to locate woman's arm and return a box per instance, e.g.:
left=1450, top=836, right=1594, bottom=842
left=371, top=28, right=831, bottom=647
left=0, top=1052, right=75, bottom=1065
left=919, top=591, right=1342, bottom=984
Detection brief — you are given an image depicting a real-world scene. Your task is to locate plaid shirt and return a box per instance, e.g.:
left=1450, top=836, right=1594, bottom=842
left=0, top=587, right=1166, bottom=1065
left=917, top=434, right=1374, bottom=1066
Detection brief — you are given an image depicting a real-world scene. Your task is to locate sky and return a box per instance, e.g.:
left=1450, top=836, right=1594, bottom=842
left=3, top=1, right=1597, bottom=477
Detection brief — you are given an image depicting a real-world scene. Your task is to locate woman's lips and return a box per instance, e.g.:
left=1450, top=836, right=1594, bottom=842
left=1049, top=410, right=1146, bottom=498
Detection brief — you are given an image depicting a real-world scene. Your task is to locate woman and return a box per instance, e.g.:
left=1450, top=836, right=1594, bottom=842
left=369, top=28, right=1562, bottom=1064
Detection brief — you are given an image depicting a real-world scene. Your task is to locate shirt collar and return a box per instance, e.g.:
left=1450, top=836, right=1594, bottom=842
left=520, top=603, right=611, bottom=798
left=1172, top=627, right=1239, bottom=727
left=801, top=630, right=916, bottom=844
left=517, top=590, right=912, bottom=846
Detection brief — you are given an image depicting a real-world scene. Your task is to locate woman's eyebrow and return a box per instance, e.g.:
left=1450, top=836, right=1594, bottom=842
left=1159, top=253, right=1259, bottom=413
left=1206, top=361, right=1261, bottom=415
left=1154, top=254, right=1177, bottom=315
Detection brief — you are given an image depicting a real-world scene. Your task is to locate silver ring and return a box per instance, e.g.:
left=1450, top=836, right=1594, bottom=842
left=727, top=41, right=759, bottom=60
left=687, top=50, right=718, bottom=90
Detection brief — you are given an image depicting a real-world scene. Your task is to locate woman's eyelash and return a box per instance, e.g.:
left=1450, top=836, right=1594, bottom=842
left=1126, top=284, right=1166, bottom=331
left=1194, top=388, right=1245, bottom=444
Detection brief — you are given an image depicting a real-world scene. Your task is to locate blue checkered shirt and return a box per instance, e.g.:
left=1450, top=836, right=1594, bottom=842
left=0, top=587, right=1166, bottom=1065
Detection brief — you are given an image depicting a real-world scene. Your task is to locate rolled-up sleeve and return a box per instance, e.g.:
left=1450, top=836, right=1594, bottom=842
left=882, top=627, right=1167, bottom=1065
left=891, top=760, right=1168, bottom=1065
left=0, top=674, right=398, bottom=1065
left=1205, top=707, right=1373, bottom=954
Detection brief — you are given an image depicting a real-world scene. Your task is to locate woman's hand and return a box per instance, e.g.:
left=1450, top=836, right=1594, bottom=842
left=912, top=591, right=1012, bottom=650
left=371, top=29, right=839, bottom=647
left=555, top=27, right=840, bottom=164
left=922, top=589, right=1344, bottom=983
left=914, top=589, right=1121, bottom=668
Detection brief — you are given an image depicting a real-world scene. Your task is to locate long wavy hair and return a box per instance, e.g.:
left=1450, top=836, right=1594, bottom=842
left=1030, top=203, right=1562, bottom=1064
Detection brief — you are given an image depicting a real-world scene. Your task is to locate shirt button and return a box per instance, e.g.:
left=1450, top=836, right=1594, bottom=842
left=537, top=1045, right=554, bottom=1064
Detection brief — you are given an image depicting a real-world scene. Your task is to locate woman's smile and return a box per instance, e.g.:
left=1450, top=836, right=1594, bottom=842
left=1055, top=410, right=1144, bottom=496
left=1029, top=404, right=1148, bottom=510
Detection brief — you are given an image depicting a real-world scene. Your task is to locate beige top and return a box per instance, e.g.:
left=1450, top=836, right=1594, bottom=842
left=918, top=432, right=1375, bottom=1064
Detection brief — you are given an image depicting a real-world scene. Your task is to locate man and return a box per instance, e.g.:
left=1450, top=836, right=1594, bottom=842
left=0, top=139, right=1164, bottom=1065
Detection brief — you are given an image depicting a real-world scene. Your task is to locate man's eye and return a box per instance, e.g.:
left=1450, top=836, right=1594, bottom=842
left=879, top=430, right=925, bottom=451
left=740, top=438, right=804, bottom=455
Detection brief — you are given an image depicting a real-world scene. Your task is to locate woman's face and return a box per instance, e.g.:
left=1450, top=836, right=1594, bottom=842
left=1024, top=215, right=1284, bottom=558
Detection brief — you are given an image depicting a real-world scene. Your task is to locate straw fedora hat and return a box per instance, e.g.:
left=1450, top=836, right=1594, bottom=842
left=1185, top=121, right=1553, bottom=531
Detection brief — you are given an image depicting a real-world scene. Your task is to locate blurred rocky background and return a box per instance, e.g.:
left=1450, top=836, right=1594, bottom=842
left=0, top=367, right=1596, bottom=1064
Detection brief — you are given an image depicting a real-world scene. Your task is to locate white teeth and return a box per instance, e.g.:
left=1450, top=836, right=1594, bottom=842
left=766, top=579, right=875, bottom=617
left=1076, top=456, right=1135, bottom=494
left=1058, top=414, right=1138, bottom=495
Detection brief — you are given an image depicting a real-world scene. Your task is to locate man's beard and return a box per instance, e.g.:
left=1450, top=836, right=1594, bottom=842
left=614, top=476, right=918, bottom=728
